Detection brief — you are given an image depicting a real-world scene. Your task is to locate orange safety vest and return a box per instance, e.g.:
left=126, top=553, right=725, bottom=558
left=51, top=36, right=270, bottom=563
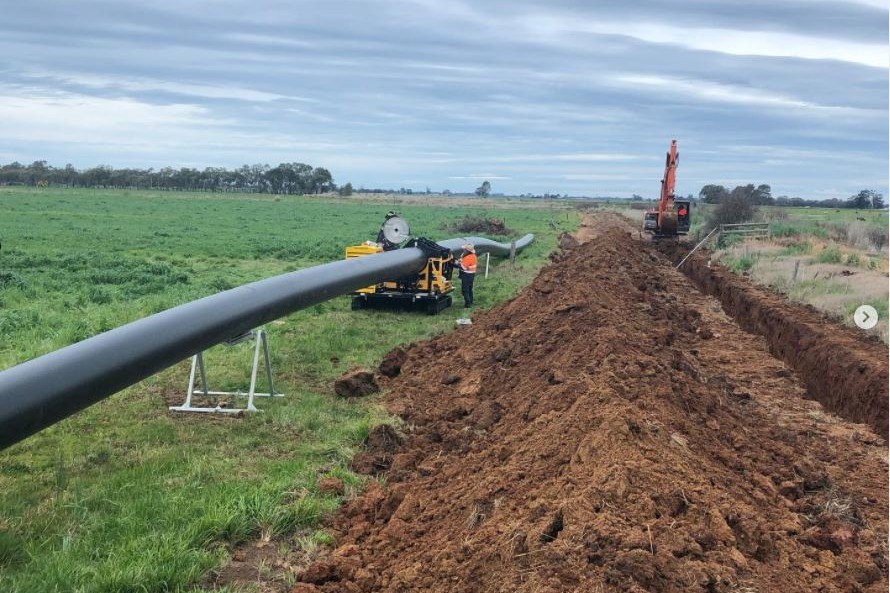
left=462, top=253, right=477, bottom=274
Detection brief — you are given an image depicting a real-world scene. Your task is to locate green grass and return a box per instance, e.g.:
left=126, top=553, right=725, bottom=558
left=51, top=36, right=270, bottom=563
left=789, top=278, right=854, bottom=296
left=715, top=233, right=743, bottom=249
left=723, top=254, right=757, bottom=273
left=816, top=245, right=843, bottom=264
left=762, top=207, right=887, bottom=248
left=779, top=241, right=812, bottom=256
left=846, top=297, right=890, bottom=320
left=0, top=187, right=576, bottom=592
left=770, top=221, right=802, bottom=237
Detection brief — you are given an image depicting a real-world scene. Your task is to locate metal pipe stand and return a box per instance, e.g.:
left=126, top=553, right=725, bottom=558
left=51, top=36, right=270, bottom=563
left=169, top=328, right=284, bottom=414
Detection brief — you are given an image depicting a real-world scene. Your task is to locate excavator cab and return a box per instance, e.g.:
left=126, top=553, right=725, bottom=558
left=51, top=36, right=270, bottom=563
left=675, top=200, right=691, bottom=234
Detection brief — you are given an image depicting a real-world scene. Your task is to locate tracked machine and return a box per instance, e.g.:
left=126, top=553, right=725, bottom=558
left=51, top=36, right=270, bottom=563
left=643, top=139, right=691, bottom=238
left=345, top=215, right=455, bottom=315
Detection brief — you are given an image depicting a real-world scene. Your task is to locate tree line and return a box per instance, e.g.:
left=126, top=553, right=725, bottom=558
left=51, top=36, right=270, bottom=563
left=699, top=184, right=885, bottom=210
left=0, top=161, right=338, bottom=195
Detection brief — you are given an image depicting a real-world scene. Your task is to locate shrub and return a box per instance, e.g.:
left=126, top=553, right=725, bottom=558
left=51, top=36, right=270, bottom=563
left=867, top=226, right=888, bottom=251
left=727, top=255, right=756, bottom=272
left=716, top=233, right=743, bottom=249
left=707, top=187, right=757, bottom=228
left=831, top=220, right=887, bottom=251
left=845, top=252, right=861, bottom=266
left=816, top=245, right=843, bottom=264
left=781, top=241, right=812, bottom=256
left=770, top=223, right=801, bottom=238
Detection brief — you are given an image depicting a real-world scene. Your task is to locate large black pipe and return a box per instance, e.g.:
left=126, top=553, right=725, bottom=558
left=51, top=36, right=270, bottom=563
left=0, top=234, right=533, bottom=450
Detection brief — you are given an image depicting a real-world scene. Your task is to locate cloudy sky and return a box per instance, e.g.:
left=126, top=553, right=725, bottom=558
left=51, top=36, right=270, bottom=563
left=2, top=0, right=887, bottom=198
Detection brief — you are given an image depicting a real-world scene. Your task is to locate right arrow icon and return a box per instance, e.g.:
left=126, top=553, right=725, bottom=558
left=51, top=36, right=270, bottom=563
left=854, top=305, right=879, bottom=330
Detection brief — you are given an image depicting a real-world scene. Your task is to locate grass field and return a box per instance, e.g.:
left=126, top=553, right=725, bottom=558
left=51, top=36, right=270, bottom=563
left=704, top=206, right=888, bottom=341
left=687, top=203, right=888, bottom=246
left=0, top=187, right=577, bottom=592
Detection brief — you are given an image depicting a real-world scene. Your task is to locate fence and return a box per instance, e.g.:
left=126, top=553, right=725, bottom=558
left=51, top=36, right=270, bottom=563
left=719, top=222, right=770, bottom=239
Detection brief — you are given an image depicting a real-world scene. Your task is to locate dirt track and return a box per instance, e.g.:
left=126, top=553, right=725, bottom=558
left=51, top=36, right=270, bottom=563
left=297, top=216, right=888, bottom=593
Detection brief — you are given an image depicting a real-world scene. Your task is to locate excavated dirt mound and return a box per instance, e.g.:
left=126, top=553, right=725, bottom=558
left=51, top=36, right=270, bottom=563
left=334, top=370, right=379, bottom=398
left=299, top=227, right=887, bottom=593
left=450, top=216, right=512, bottom=235
left=661, top=244, right=888, bottom=435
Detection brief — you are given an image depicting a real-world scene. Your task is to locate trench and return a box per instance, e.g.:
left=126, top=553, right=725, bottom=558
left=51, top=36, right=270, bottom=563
left=665, top=244, right=888, bottom=435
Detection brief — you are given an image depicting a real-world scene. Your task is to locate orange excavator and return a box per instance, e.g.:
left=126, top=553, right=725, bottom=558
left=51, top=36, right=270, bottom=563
left=643, top=139, right=691, bottom=238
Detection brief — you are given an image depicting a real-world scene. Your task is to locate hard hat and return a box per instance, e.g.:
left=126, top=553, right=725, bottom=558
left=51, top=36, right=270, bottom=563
left=462, top=243, right=475, bottom=252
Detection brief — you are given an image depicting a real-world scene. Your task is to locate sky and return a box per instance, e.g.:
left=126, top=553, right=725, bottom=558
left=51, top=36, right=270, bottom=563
left=1, top=0, right=887, bottom=199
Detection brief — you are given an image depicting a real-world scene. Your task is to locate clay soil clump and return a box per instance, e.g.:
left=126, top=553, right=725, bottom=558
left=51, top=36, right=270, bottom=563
left=378, top=347, right=408, bottom=378
left=299, top=226, right=887, bottom=593
left=334, top=370, right=379, bottom=398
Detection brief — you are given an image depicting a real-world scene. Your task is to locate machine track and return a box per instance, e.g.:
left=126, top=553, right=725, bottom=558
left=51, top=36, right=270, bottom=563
left=295, top=221, right=887, bottom=593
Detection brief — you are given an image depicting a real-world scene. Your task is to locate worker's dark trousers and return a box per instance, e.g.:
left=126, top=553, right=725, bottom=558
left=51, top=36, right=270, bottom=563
left=461, top=273, right=475, bottom=307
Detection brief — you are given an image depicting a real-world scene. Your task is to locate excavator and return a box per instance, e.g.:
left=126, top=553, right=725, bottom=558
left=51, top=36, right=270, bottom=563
left=643, top=139, right=691, bottom=238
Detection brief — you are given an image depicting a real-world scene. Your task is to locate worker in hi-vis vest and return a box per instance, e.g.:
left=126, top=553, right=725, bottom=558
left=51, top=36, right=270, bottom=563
left=457, top=243, right=477, bottom=308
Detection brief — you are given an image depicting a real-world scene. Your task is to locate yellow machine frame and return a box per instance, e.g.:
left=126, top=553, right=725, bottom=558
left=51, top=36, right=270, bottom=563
left=420, top=255, right=453, bottom=294
left=344, top=242, right=455, bottom=314
left=345, top=243, right=383, bottom=293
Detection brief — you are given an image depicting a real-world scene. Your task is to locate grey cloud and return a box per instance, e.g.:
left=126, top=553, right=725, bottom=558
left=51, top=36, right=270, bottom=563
left=0, top=0, right=886, bottom=198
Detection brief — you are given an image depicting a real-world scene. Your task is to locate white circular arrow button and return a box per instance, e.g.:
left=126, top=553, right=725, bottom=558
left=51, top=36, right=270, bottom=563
left=854, top=305, right=878, bottom=330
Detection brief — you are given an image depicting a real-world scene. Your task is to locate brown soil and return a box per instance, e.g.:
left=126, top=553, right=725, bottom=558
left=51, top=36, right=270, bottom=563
left=334, top=370, right=379, bottom=398
left=572, top=212, right=603, bottom=244
left=319, top=477, right=346, bottom=496
left=350, top=424, right=405, bottom=475
left=558, top=232, right=580, bottom=250
left=662, top=243, right=888, bottom=435
left=378, top=347, right=408, bottom=378
left=297, top=225, right=888, bottom=592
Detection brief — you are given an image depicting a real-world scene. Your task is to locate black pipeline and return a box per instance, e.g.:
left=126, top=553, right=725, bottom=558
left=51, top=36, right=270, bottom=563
left=0, top=235, right=533, bottom=450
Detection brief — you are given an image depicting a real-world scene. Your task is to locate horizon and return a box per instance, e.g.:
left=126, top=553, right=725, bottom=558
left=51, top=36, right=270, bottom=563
left=0, top=159, right=885, bottom=203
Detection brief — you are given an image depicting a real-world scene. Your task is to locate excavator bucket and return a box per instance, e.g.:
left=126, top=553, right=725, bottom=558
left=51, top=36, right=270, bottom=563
left=659, top=212, right=678, bottom=235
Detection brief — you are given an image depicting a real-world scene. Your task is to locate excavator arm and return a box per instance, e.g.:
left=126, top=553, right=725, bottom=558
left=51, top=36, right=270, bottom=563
left=657, top=139, right=679, bottom=234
